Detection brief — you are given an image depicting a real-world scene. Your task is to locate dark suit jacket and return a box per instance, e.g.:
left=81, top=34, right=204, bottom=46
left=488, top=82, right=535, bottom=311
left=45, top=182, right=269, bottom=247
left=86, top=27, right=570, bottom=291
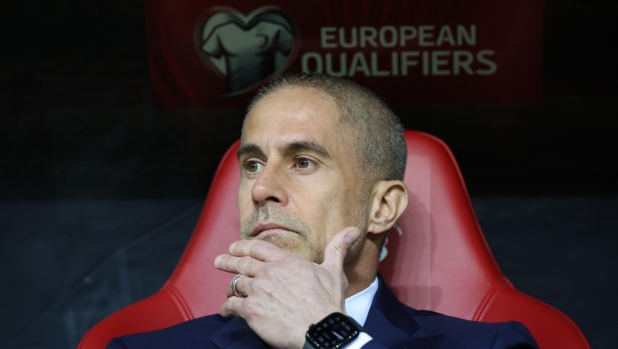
left=107, top=276, right=538, bottom=349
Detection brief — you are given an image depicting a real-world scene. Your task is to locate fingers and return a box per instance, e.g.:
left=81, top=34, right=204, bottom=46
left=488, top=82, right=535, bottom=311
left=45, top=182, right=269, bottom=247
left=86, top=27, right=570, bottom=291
left=215, top=254, right=261, bottom=276
left=214, top=240, right=287, bottom=274
left=321, top=226, right=361, bottom=272
left=220, top=295, right=243, bottom=318
left=229, top=240, right=287, bottom=262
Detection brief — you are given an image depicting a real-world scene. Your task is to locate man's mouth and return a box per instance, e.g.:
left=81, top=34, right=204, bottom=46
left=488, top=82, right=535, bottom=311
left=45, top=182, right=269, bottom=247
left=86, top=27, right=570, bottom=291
left=250, top=223, right=296, bottom=238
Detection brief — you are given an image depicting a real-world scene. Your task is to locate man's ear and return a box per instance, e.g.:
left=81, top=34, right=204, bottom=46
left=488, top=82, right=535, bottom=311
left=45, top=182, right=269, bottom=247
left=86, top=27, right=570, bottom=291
left=367, top=180, right=408, bottom=235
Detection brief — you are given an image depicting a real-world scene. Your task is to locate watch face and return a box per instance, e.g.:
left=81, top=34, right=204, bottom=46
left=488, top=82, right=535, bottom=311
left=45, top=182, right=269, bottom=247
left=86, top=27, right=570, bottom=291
left=307, top=313, right=360, bottom=348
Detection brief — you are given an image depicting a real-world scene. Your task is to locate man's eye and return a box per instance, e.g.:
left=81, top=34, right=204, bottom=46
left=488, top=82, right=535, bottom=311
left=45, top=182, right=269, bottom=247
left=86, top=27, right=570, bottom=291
left=296, top=158, right=315, bottom=169
left=245, top=161, right=264, bottom=173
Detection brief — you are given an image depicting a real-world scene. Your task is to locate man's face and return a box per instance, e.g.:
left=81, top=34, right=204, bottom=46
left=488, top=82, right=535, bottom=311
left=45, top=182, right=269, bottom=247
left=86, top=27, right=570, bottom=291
left=237, top=87, right=369, bottom=264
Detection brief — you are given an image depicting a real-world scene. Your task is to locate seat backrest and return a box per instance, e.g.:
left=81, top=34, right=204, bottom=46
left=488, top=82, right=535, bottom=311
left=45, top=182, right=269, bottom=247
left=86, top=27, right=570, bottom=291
left=79, top=131, right=589, bottom=349
left=379, top=132, right=590, bottom=349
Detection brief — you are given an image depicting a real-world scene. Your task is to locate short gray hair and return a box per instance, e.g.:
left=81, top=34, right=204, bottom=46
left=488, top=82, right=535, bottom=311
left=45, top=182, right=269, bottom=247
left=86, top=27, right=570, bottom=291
left=247, top=73, right=407, bottom=186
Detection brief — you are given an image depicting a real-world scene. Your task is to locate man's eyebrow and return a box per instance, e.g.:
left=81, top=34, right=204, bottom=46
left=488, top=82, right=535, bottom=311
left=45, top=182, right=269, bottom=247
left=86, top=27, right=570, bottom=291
left=237, top=141, right=331, bottom=160
left=279, top=141, right=331, bottom=159
left=237, top=143, right=265, bottom=160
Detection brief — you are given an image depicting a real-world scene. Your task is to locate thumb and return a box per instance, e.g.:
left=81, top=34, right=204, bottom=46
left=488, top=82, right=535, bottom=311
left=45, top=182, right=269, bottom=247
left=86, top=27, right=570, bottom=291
left=321, top=226, right=362, bottom=272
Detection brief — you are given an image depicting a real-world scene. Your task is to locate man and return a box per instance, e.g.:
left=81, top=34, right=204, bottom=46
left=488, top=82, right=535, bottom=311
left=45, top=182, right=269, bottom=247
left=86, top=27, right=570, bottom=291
left=107, top=74, right=538, bottom=349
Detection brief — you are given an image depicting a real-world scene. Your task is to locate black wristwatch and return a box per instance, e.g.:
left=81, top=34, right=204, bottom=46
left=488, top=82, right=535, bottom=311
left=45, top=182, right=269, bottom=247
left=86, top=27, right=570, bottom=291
left=303, top=312, right=364, bottom=349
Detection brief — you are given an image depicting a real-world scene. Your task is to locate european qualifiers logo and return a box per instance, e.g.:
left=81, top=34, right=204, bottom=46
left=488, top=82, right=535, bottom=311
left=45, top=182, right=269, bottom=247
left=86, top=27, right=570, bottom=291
left=302, top=25, right=497, bottom=78
left=194, top=6, right=299, bottom=97
left=147, top=1, right=541, bottom=106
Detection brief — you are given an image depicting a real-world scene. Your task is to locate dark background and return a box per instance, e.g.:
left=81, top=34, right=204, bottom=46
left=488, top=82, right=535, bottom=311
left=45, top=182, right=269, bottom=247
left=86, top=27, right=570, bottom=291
left=1, top=1, right=617, bottom=348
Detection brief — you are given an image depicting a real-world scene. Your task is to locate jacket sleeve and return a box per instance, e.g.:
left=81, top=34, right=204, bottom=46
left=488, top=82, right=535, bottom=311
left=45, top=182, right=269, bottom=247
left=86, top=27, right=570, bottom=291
left=106, top=337, right=129, bottom=349
left=490, top=321, right=539, bottom=349
left=358, top=321, right=539, bottom=349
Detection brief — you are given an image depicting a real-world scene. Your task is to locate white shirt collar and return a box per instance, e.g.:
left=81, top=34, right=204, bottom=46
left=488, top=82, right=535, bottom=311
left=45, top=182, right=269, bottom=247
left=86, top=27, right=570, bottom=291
left=344, top=276, right=379, bottom=326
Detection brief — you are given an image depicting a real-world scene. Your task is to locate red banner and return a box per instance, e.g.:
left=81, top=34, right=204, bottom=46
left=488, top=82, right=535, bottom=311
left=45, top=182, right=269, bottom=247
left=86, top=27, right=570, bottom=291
left=144, top=0, right=543, bottom=107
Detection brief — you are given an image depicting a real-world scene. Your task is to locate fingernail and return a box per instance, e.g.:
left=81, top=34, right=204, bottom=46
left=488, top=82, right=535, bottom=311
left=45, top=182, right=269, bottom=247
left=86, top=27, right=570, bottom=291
left=230, top=241, right=238, bottom=251
left=214, top=255, right=223, bottom=267
left=345, top=229, right=361, bottom=244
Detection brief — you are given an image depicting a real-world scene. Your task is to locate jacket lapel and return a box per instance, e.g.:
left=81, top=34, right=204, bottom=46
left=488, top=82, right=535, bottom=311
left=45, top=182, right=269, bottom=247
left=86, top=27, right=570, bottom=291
left=364, top=274, right=444, bottom=349
left=208, top=316, right=266, bottom=349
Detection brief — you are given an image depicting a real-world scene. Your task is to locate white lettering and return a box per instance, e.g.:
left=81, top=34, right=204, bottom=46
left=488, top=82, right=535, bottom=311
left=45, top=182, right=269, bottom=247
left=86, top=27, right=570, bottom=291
left=400, top=26, right=417, bottom=47
left=360, top=27, right=378, bottom=48
left=432, top=51, right=451, bottom=75
left=325, top=53, right=347, bottom=77
left=370, top=52, right=389, bottom=76
left=401, top=51, right=419, bottom=76
left=348, top=52, right=370, bottom=77
left=379, top=26, right=397, bottom=48
left=457, top=25, right=476, bottom=46
left=476, top=50, right=497, bottom=75
left=315, top=25, right=493, bottom=78
left=419, top=26, right=435, bottom=47
left=322, top=25, right=479, bottom=48
left=321, top=27, right=337, bottom=48
left=391, top=51, right=399, bottom=76
left=453, top=51, right=474, bottom=75
left=340, top=27, right=358, bottom=48
left=437, top=26, right=455, bottom=46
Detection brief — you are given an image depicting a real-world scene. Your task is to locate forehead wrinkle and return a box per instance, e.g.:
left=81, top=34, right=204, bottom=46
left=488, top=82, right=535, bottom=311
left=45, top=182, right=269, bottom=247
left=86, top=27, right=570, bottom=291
left=279, top=140, right=331, bottom=159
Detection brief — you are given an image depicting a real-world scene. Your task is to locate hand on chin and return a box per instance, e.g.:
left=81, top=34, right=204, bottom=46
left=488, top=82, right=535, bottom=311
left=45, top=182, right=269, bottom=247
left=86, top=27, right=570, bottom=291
left=214, top=226, right=362, bottom=349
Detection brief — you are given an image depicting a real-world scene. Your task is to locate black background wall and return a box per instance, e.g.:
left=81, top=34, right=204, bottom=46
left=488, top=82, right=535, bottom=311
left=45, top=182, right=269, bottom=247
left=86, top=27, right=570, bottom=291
left=1, top=1, right=617, bottom=348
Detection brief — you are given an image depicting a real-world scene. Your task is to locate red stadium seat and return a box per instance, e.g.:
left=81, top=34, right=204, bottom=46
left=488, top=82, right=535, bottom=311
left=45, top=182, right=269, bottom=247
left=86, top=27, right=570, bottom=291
left=78, top=131, right=590, bottom=349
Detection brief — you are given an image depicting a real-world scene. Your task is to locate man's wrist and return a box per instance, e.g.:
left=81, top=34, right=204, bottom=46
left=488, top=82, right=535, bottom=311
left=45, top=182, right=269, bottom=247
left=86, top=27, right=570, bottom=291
left=304, top=312, right=365, bottom=349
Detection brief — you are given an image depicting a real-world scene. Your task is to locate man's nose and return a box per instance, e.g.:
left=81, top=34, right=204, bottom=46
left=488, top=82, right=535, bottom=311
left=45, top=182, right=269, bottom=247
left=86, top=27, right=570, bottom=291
left=251, top=164, right=287, bottom=206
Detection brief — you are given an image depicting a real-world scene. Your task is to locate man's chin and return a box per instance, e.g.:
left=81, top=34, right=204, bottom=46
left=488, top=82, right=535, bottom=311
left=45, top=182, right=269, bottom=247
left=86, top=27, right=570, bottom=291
left=253, top=235, right=323, bottom=264
left=256, top=234, right=299, bottom=251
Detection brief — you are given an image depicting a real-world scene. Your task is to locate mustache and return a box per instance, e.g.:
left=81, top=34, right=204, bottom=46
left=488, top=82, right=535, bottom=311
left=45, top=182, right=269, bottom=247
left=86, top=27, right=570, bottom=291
left=240, top=206, right=309, bottom=238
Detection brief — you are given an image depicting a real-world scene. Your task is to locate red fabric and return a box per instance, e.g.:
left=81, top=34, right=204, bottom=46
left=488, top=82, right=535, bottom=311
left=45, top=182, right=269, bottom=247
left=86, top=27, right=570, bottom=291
left=78, top=131, right=590, bottom=349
